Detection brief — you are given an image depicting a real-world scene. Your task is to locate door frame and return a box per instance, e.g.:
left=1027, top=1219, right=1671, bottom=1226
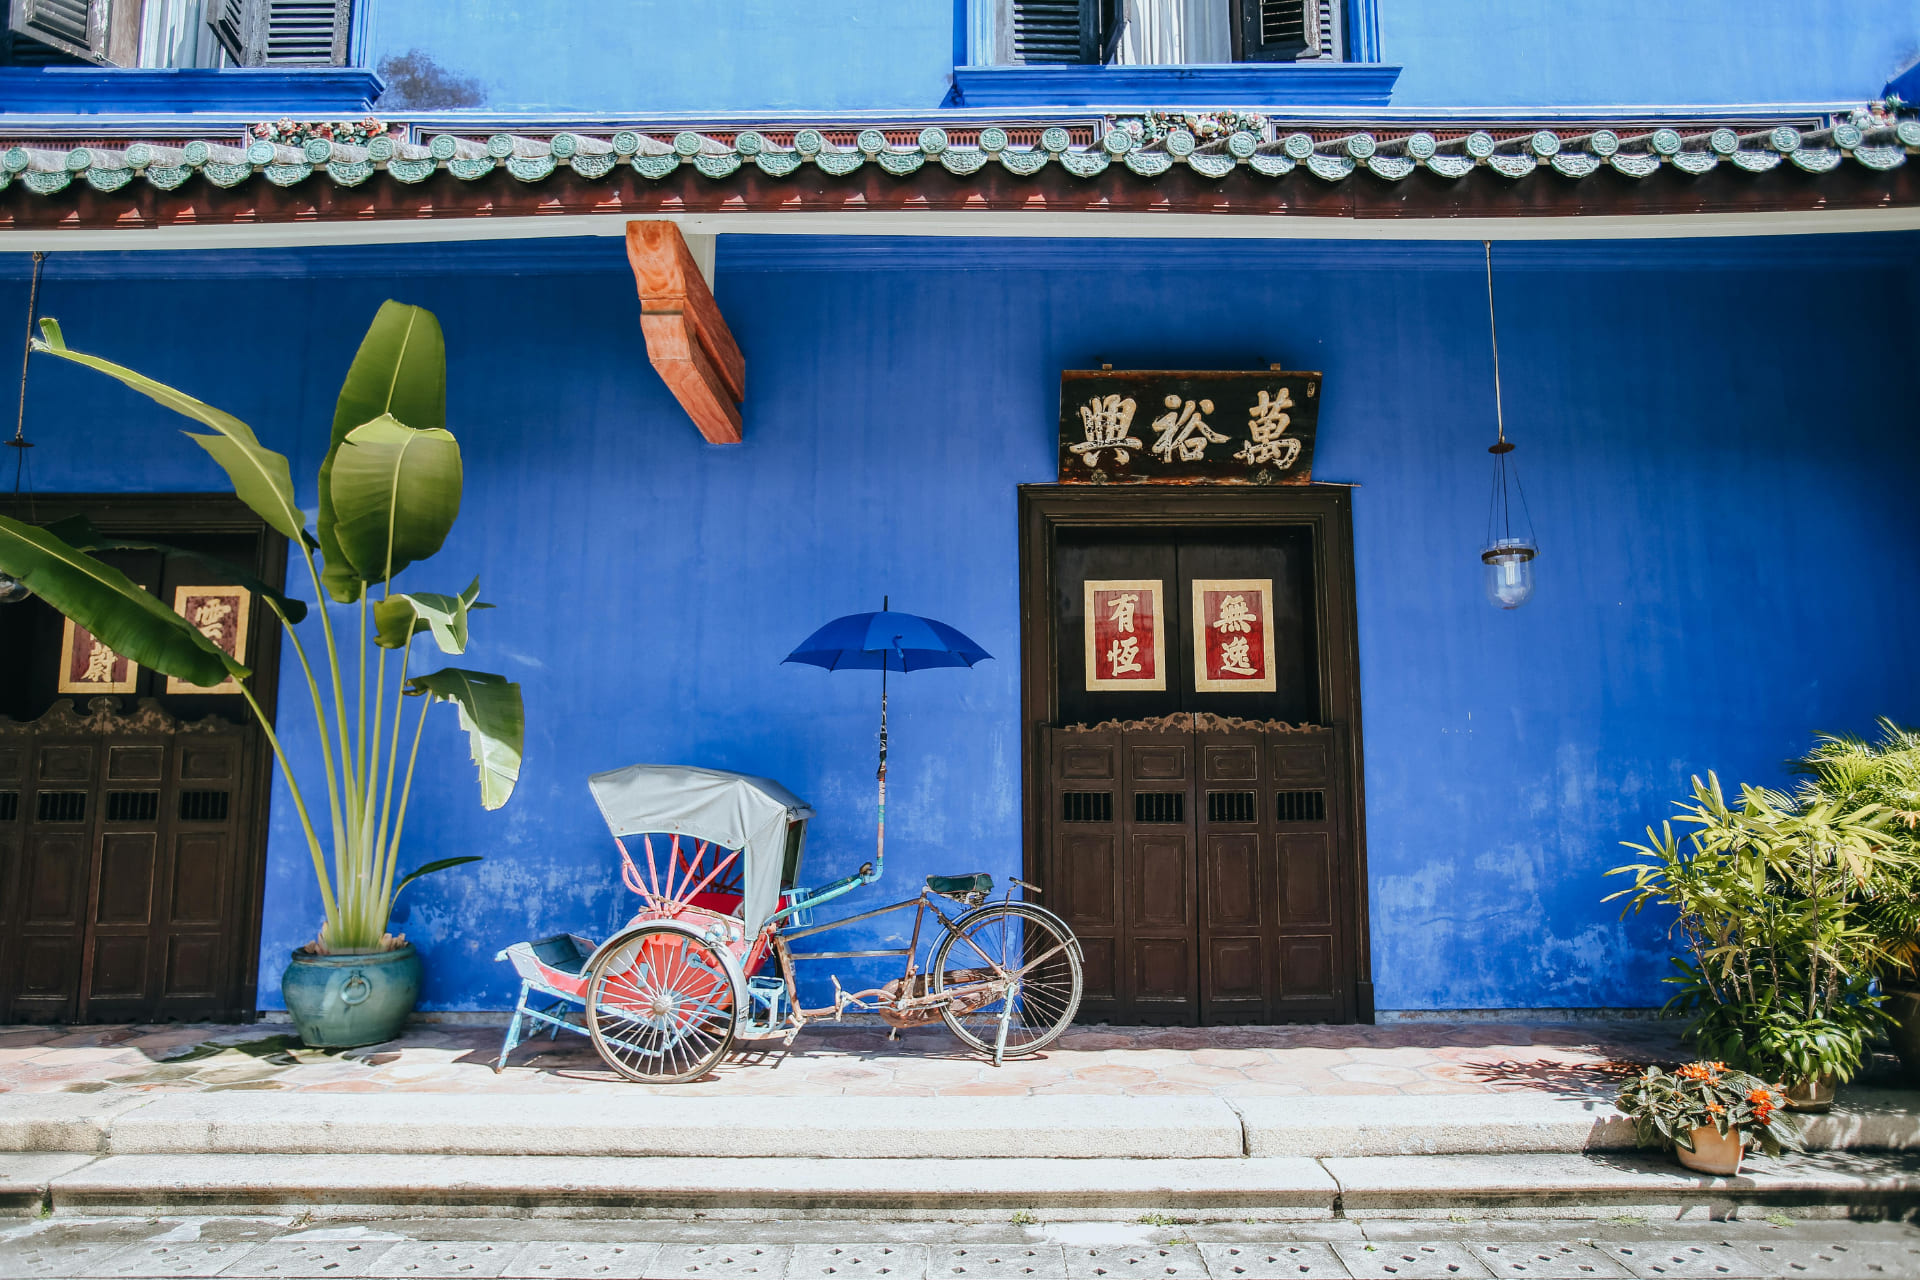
left=0, top=492, right=286, bottom=1020
left=1017, top=483, right=1374, bottom=1022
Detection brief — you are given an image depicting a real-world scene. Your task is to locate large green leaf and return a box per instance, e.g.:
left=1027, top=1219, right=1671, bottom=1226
left=328, top=413, right=462, bottom=586
left=319, top=302, right=446, bottom=603
left=32, top=319, right=308, bottom=546
left=0, top=515, right=244, bottom=688
left=373, top=578, right=488, bottom=653
left=406, top=668, right=523, bottom=810
left=393, top=855, right=484, bottom=901
left=43, top=515, right=309, bottom=625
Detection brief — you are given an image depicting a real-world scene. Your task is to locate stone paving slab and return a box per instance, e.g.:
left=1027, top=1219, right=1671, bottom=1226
left=1324, top=1151, right=1920, bottom=1220
left=1726, top=1237, right=1920, bottom=1278
left=1, top=1152, right=95, bottom=1213
left=0, top=1093, right=152, bottom=1152
left=1330, top=1242, right=1487, bottom=1279
left=1198, top=1243, right=1350, bottom=1279
left=502, top=1242, right=662, bottom=1279
left=102, top=1095, right=1242, bottom=1161
left=936, top=1245, right=1069, bottom=1278
left=45, top=1154, right=1343, bottom=1220
left=1233, top=1097, right=1635, bottom=1159
left=221, top=1239, right=401, bottom=1277
left=1467, top=1242, right=1628, bottom=1278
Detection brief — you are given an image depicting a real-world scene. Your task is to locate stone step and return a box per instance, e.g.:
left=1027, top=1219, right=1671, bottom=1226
left=5, top=1091, right=1916, bottom=1161
left=26, top=1151, right=1920, bottom=1222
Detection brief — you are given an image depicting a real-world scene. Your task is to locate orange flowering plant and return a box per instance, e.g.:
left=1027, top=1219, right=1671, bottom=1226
left=1615, top=1061, right=1802, bottom=1157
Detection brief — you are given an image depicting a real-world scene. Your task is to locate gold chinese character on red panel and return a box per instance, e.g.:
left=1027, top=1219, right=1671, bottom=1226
left=165, top=585, right=250, bottom=695
left=57, top=619, right=139, bottom=694
left=1192, top=578, right=1276, bottom=694
left=1083, top=579, right=1165, bottom=692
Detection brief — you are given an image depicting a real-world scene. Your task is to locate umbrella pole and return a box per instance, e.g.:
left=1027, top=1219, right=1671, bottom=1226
left=873, top=661, right=887, bottom=882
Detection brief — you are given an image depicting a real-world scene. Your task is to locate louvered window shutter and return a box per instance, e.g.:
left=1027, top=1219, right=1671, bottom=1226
left=8, top=0, right=116, bottom=64
left=1010, top=0, right=1102, bottom=65
left=1238, top=0, right=1342, bottom=62
left=209, top=0, right=350, bottom=66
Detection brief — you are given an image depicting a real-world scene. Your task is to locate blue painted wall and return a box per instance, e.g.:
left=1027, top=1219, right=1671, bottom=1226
left=352, top=0, right=1920, bottom=112
left=8, top=232, right=1918, bottom=1012
left=1378, top=0, right=1920, bottom=109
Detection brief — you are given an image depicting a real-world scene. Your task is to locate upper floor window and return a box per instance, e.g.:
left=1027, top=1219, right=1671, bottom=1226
left=1003, top=0, right=1342, bottom=65
left=3, top=0, right=351, bottom=67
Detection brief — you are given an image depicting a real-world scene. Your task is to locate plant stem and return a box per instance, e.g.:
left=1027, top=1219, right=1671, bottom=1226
left=382, top=693, right=432, bottom=916
left=237, top=678, right=336, bottom=922
left=264, top=598, right=344, bottom=917
left=374, top=639, right=411, bottom=910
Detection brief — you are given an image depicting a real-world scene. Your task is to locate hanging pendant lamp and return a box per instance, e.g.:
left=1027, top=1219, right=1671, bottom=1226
left=0, top=250, right=44, bottom=605
left=1478, top=240, right=1538, bottom=610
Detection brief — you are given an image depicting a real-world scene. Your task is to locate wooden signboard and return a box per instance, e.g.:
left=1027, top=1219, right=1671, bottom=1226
left=1059, top=368, right=1321, bottom=485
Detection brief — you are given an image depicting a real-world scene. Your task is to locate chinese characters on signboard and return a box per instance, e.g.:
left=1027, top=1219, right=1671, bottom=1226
left=1193, top=579, right=1277, bottom=694
left=1060, top=369, right=1321, bottom=485
left=58, top=619, right=138, bottom=694
left=1083, top=579, right=1166, bottom=692
left=165, top=585, right=251, bottom=695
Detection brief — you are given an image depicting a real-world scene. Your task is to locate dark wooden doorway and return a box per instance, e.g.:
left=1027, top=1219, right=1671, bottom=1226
left=1019, top=486, right=1371, bottom=1025
left=0, top=494, right=284, bottom=1023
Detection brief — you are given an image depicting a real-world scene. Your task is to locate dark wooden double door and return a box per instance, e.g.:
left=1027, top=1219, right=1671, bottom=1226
left=1043, top=722, right=1354, bottom=1024
left=1021, top=487, right=1370, bottom=1026
left=0, top=494, right=282, bottom=1023
left=0, top=709, right=260, bottom=1023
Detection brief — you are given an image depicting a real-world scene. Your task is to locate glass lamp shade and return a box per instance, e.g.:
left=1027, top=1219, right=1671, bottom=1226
left=0, top=572, right=28, bottom=605
left=1480, top=538, right=1537, bottom=610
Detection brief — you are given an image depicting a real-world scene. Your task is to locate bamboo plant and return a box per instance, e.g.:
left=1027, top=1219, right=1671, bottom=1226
left=0, top=302, right=522, bottom=954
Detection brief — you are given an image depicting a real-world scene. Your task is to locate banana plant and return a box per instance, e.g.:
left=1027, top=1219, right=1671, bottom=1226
left=0, top=302, right=523, bottom=954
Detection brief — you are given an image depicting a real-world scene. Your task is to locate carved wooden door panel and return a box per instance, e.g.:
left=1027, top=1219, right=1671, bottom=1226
left=1120, top=727, right=1199, bottom=1023
left=1043, top=724, right=1200, bottom=1024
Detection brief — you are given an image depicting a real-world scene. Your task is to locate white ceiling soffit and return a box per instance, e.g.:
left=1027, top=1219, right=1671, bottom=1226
left=0, top=205, right=1915, bottom=252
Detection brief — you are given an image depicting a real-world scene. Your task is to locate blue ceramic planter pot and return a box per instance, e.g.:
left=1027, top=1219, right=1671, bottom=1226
left=281, top=943, right=422, bottom=1048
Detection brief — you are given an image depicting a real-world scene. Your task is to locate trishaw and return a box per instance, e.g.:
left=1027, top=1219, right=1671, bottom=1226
left=496, top=763, right=1084, bottom=1083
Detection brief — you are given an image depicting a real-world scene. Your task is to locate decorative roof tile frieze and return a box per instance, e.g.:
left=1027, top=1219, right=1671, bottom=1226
left=0, top=110, right=1915, bottom=223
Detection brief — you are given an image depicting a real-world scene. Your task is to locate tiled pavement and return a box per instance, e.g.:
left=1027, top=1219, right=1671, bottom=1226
left=1, top=1018, right=1709, bottom=1099
left=5, top=1218, right=1920, bottom=1280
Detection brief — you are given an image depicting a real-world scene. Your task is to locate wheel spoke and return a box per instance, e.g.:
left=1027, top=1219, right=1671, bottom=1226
left=933, top=904, right=1081, bottom=1058
left=587, top=926, right=737, bottom=1083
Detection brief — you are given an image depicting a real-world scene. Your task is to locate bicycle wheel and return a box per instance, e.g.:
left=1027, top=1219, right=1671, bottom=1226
left=585, top=925, right=737, bottom=1083
left=931, top=902, right=1083, bottom=1058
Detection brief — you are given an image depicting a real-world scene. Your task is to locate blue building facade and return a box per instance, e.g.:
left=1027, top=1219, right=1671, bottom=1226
left=0, top=1, right=1914, bottom=1023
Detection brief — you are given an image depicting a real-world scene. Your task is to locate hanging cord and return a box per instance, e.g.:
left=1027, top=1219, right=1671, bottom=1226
left=1483, top=239, right=1507, bottom=448
left=9, top=251, right=43, bottom=508
left=1481, top=241, right=1537, bottom=553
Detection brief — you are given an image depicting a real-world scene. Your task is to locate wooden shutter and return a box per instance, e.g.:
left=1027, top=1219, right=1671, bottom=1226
left=8, top=0, right=118, bottom=64
left=209, top=0, right=349, bottom=66
left=1238, top=0, right=1342, bottom=62
left=1010, top=0, right=1098, bottom=64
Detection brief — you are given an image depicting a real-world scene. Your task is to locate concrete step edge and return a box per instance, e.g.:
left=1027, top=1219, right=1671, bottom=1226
left=33, top=1152, right=1920, bottom=1222
left=5, top=1091, right=1914, bottom=1159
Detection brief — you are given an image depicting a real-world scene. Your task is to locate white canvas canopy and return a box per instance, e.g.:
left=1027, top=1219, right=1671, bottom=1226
left=586, top=763, right=813, bottom=933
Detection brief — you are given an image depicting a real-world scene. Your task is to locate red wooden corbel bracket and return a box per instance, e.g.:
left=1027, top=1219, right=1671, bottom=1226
left=625, top=221, right=745, bottom=444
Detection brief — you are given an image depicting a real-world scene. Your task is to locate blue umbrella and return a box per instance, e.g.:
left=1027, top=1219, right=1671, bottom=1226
left=783, top=598, right=991, bottom=883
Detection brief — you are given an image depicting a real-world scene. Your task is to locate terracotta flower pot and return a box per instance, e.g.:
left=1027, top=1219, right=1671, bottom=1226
left=1784, top=1072, right=1837, bottom=1113
left=1675, top=1125, right=1744, bottom=1176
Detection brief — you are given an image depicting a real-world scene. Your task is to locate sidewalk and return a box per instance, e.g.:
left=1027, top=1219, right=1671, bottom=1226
left=1, top=1018, right=1699, bottom=1099
left=5, top=1019, right=1918, bottom=1223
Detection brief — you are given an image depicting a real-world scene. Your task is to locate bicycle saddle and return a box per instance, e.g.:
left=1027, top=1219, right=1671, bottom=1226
left=926, top=872, right=994, bottom=898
